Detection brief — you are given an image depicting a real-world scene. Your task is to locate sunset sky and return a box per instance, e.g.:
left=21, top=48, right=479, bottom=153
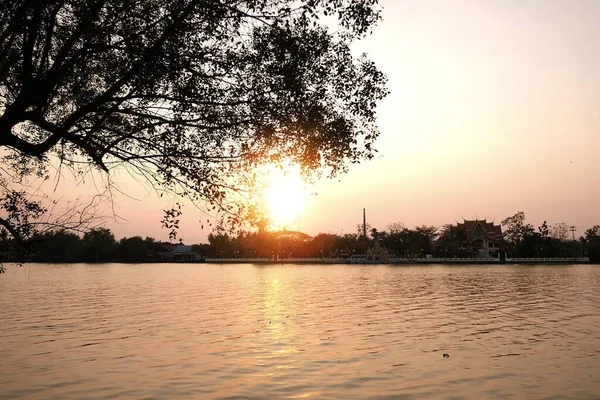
left=62, top=0, right=600, bottom=243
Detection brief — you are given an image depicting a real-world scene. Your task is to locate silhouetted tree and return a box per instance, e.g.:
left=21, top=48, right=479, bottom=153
left=380, top=225, right=408, bottom=256
left=83, top=227, right=116, bottom=262
left=502, top=212, right=535, bottom=256
left=333, top=233, right=361, bottom=256
left=585, top=226, right=600, bottom=240
left=412, top=225, right=438, bottom=255
left=191, top=243, right=210, bottom=257
left=583, top=226, right=600, bottom=262
left=117, top=236, right=148, bottom=262
left=518, top=232, right=544, bottom=257
left=31, top=230, right=84, bottom=262
left=538, top=221, right=550, bottom=237
left=0, top=0, right=387, bottom=262
left=387, top=222, right=405, bottom=234
left=550, top=223, right=570, bottom=241
left=207, top=232, right=237, bottom=257
left=356, top=223, right=373, bottom=237
left=309, top=233, right=338, bottom=257
left=436, top=224, right=469, bottom=257
left=370, top=227, right=385, bottom=242
left=500, top=213, right=582, bottom=257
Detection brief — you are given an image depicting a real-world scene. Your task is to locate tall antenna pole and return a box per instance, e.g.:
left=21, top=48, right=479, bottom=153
left=569, top=225, right=580, bottom=258
left=363, top=208, right=367, bottom=237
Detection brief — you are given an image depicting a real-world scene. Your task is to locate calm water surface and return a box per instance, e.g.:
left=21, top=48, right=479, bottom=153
left=1, top=263, right=599, bottom=399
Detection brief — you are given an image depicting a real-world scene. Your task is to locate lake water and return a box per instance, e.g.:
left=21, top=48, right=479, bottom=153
left=1, top=263, right=599, bottom=399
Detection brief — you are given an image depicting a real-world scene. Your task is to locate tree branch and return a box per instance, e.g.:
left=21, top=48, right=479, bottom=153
left=62, top=3, right=199, bottom=130
left=0, top=216, right=32, bottom=251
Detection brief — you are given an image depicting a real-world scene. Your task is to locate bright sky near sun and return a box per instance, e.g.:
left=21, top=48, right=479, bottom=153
left=58, top=0, right=600, bottom=243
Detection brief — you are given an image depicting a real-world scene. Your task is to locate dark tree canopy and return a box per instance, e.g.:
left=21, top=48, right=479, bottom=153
left=0, top=0, right=387, bottom=250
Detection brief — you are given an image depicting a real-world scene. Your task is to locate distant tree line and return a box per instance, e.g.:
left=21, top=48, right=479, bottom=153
left=500, top=212, right=598, bottom=260
left=204, top=214, right=599, bottom=262
left=0, top=211, right=598, bottom=265
left=0, top=227, right=163, bottom=264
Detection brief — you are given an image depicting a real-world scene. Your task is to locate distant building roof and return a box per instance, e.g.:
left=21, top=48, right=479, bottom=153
left=155, top=242, right=177, bottom=252
left=156, top=244, right=203, bottom=261
left=172, top=245, right=193, bottom=254
left=456, top=219, right=503, bottom=241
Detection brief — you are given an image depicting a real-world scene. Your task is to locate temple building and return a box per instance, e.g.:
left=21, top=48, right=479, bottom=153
left=455, top=219, right=503, bottom=257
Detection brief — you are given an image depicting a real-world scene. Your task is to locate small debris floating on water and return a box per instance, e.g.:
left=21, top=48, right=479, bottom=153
left=443, top=353, right=450, bottom=358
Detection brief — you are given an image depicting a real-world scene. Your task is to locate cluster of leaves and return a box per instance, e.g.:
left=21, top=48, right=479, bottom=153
left=0, top=0, right=388, bottom=251
left=161, top=203, right=183, bottom=242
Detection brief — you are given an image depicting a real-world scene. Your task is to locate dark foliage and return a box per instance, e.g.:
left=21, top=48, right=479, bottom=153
left=502, top=212, right=588, bottom=259
left=0, top=0, right=388, bottom=263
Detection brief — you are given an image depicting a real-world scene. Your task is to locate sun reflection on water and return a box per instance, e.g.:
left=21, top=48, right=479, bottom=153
left=2, top=264, right=599, bottom=399
left=254, top=273, right=312, bottom=390
left=264, top=277, right=285, bottom=338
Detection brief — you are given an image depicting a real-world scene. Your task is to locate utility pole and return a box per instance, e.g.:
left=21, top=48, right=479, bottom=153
left=569, top=226, right=576, bottom=241
left=363, top=208, right=367, bottom=238
left=569, top=226, right=581, bottom=258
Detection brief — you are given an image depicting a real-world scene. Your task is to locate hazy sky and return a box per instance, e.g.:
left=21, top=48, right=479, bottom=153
left=62, top=0, right=600, bottom=243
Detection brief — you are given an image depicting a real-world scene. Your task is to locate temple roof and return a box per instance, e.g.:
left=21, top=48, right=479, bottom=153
left=456, top=219, right=503, bottom=241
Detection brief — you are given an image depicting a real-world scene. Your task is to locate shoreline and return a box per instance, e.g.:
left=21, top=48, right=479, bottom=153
left=203, top=257, right=591, bottom=265
left=3, top=258, right=593, bottom=266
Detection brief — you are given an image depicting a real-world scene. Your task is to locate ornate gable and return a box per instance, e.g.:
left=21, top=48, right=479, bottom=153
left=456, top=219, right=503, bottom=241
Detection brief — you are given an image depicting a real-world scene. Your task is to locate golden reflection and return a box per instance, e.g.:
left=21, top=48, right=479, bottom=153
left=265, top=277, right=284, bottom=337
left=260, top=274, right=300, bottom=363
left=289, top=392, right=316, bottom=399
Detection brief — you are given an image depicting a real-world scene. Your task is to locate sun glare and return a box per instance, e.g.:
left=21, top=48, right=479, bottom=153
left=263, top=173, right=308, bottom=230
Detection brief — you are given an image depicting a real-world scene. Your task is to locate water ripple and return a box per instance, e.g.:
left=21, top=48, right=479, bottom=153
left=1, top=263, right=599, bottom=399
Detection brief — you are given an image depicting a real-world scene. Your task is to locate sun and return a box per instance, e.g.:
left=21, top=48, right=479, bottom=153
left=263, top=173, right=308, bottom=230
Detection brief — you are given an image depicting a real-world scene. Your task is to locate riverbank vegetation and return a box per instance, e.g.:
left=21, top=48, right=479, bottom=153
left=1, top=212, right=598, bottom=265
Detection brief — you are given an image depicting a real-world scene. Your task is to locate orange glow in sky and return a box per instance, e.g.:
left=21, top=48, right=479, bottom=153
left=50, top=0, right=600, bottom=243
